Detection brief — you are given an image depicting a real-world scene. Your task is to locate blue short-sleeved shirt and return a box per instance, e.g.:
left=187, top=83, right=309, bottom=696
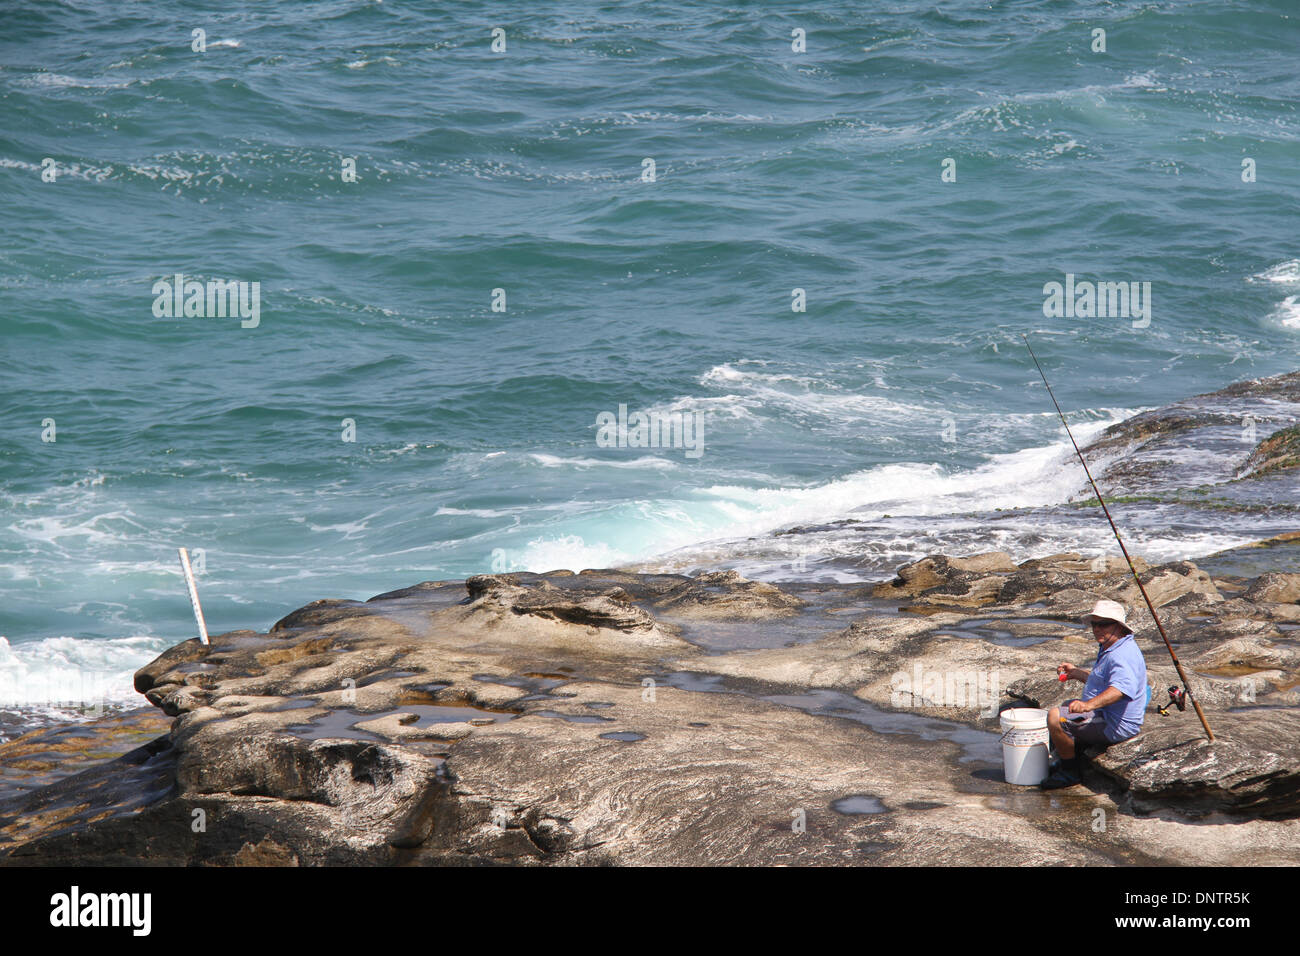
left=1082, top=633, right=1147, bottom=742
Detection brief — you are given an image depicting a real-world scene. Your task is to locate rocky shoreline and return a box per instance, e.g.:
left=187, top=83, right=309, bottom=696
left=0, top=541, right=1297, bottom=866
left=1, top=371, right=1298, bottom=866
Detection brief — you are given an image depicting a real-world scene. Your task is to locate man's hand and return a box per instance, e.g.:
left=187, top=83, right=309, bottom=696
left=1057, top=662, right=1088, bottom=682
left=1074, top=686, right=1125, bottom=713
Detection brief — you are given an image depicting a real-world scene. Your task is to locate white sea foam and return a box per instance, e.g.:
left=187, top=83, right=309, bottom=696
left=21, top=72, right=132, bottom=90
left=345, top=56, right=398, bottom=69
left=692, top=419, right=1121, bottom=530
left=697, top=363, right=932, bottom=422
left=436, top=506, right=514, bottom=518
left=305, top=517, right=373, bottom=536
left=492, top=416, right=1136, bottom=575
left=1251, top=264, right=1300, bottom=330
left=846, top=74, right=1168, bottom=145
left=377, top=442, right=421, bottom=457
left=1267, top=295, right=1300, bottom=329
left=1250, top=260, right=1300, bottom=284
left=1121, top=72, right=1165, bottom=91
left=10, top=511, right=147, bottom=550
left=513, top=534, right=628, bottom=572
left=0, top=634, right=168, bottom=710
left=528, top=453, right=679, bottom=470
left=0, top=156, right=121, bottom=183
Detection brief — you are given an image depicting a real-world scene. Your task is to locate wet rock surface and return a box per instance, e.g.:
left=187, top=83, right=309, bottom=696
left=1070, top=371, right=1300, bottom=526
left=2, top=550, right=1298, bottom=866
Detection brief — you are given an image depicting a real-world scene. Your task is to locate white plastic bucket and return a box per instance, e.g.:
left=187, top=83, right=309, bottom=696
left=1000, top=707, right=1050, bottom=786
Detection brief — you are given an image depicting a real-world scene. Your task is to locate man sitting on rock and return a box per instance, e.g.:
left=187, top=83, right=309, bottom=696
left=1040, top=599, right=1148, bottom=790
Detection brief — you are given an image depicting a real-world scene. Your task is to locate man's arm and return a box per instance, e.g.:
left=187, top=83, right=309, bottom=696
left=1068, top=686, right=1124, bottom=713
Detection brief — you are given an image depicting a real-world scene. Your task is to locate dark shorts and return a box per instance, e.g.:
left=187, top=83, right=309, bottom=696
left=1054, top=700, right=1110, bottom=746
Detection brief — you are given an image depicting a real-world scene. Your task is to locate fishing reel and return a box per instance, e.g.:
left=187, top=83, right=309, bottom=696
left=1158, top=685, right=1186, bottom=716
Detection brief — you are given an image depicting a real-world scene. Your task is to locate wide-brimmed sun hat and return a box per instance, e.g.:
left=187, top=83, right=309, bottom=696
left=1083, top=599, right=1131, bottom=633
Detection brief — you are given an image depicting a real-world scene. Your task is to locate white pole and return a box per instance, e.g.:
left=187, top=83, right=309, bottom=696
left=177, top=547, right=210, bottom=645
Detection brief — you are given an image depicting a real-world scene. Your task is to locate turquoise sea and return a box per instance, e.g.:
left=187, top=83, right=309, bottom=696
left=1, top=0, right=1298, bottom=723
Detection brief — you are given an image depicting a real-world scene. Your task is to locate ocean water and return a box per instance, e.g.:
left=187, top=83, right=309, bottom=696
left=2, top=0, right=1298, bottom=722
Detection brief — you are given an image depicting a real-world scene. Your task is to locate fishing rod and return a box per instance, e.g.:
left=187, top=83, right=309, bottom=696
left=1022, top=334, right=1214, bottom=743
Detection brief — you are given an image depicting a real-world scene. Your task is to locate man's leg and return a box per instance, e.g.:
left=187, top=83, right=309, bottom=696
left=1047, top=705, right=1075, bottom=759
left=1040, top=703, right=1084, bottom=789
